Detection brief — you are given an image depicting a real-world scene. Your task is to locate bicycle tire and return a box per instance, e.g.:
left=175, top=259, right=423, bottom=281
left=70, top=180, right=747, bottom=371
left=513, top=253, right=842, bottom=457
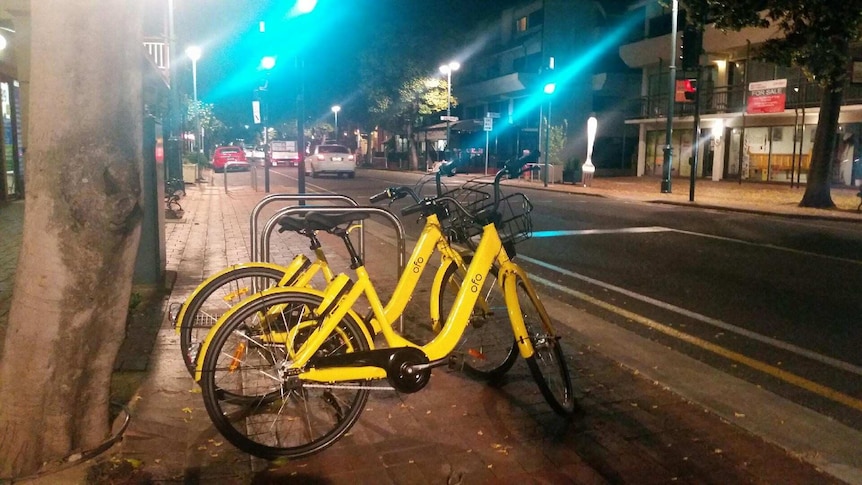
left=511, top=275, right=577, bottom=416
left=179, top=266, right=286, bottom=377
left=439, top=261, right=518, bottom=380
left=199, top=290, right=370, bottom=459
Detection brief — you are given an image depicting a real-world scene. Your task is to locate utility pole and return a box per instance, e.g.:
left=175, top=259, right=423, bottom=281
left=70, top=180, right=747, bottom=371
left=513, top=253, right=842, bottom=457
left=661, top=0, right=679, bottom=193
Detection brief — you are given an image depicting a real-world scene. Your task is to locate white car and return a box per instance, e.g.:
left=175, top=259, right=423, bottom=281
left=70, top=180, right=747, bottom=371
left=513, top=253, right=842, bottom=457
left=307, top=144, right=355, bottom=178
left=251, top=146, right=266, bottom=161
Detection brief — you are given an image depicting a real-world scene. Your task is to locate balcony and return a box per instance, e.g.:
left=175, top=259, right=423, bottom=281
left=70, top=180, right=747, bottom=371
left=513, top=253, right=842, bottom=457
left=455, top=72, right=538, bottom=105
left=630, top=80, right=862, bottom=120
left=143, top=39, right=168, bottom=71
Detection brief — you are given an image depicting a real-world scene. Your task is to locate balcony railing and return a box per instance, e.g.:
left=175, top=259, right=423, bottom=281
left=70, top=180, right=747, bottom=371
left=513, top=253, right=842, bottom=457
left=143, top=40, right=168, bottom=71
left=631, top=80, right=862, bottom=119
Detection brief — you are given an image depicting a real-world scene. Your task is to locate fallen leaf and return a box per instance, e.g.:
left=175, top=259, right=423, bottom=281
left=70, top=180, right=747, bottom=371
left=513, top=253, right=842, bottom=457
left=126, top=458, right=142, bottom=468
left=182, top=407, right=193, bottom=414
left=734, top=412, right=745, bottom=418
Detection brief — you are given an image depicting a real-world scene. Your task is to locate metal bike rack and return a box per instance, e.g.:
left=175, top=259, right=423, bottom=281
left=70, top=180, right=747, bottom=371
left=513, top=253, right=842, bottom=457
left=260, top=205, right=406, bottom=278
left=223, top=161, right=255, bottom=193
left=260, top=205, right=407, bottom=332
left=249, top=194, right=360, bottom=262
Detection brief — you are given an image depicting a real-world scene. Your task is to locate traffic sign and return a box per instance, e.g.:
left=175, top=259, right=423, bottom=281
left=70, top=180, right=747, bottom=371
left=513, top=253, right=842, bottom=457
left=441, top=115, right=459, bottom=122
left=486, top=112, right=500, bottom=118
left=483, top=117, right=493, bottom=131
left=252, top=100, right=261, bottom=124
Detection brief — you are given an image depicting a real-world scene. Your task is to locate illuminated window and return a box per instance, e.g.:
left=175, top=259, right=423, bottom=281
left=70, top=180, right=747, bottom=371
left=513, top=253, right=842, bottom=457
left=516, top=16, right=528, bottom=32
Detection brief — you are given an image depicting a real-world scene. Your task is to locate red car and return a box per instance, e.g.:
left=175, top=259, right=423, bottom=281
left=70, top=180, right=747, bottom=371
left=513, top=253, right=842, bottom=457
left=211, top=146, right=250, bottom=173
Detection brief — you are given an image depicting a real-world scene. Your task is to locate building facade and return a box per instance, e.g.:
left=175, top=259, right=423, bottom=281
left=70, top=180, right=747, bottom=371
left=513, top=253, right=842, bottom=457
left=620, top=3, right=862, bottom=187
left=423, top=0, right=640, bottom=179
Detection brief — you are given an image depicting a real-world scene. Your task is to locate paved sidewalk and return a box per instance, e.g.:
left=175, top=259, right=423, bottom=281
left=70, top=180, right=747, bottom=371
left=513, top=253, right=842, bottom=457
left=1, top=175, right=858, bottom=483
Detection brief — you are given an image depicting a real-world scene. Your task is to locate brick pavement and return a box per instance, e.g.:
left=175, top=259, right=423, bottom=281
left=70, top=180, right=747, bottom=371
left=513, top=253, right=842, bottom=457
left=1, top=176, right=858, bottom=484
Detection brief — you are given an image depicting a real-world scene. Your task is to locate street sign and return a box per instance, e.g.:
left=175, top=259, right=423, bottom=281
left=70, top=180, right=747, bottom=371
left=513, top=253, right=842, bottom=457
left=747, top=78, right=787, bottom=114
left=252, top=100, right=261, bottom=124
left=486, top=112, right=500, bottom=119
left=483, top=117, right=493, bottom=131
left=440, top=115, right=459, bottom=122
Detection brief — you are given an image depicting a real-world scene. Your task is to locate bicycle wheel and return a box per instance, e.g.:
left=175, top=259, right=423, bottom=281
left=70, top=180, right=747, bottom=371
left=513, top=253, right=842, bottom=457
left=179, top=266, right=286, bottom=377
left=439, top=261, right=517, bottom=380
left=510, top=275, right=577, bottom=416
left=199, top=290, right=371, bottom=459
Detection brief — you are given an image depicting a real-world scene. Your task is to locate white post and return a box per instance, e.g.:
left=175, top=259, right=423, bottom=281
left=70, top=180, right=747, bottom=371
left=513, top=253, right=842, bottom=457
left=582, top=116, right=597, bottom=187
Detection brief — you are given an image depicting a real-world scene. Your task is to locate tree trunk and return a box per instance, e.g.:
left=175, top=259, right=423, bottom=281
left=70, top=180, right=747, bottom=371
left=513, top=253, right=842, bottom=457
left=0, top=1, right=143, bottom=478
left=800, top=81, right=841, bottom=208
left=407, top=123, right=419, bottom=171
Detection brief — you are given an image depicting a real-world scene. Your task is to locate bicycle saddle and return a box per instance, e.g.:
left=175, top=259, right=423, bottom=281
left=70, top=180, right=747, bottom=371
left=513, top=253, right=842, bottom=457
left=276, top=214, right=310, bottom=234
left=304, top=211, right=370, bottom=233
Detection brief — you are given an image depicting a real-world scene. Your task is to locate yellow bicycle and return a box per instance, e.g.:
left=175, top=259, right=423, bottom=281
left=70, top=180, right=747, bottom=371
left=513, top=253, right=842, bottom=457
left=173, top=214, right=338, bottom=377
left=195, top=160, right=575, bottom=459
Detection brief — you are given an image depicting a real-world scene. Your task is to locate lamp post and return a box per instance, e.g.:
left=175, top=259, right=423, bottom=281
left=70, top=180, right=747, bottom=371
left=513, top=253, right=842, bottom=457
left=661, top=0, right=679, bottom=193
left=439, top=61, right=460, bottom=156
left=186, top=45, right=202, bottom=155
left=260, top=55, right=275, bottom=193
left=331, top=105, right=341, bottom=143
left=166, top=0, right=182, bottom=182
left=542, top=82, right=556, bottom=187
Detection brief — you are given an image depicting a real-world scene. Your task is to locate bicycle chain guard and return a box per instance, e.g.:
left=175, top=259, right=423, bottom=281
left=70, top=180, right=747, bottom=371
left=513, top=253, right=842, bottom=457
left=386, top=347, right=431, bottom=393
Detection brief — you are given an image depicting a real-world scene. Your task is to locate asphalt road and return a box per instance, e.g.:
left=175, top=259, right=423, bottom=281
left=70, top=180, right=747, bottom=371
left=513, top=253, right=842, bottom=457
left=254, top=166, right=862, bottom=435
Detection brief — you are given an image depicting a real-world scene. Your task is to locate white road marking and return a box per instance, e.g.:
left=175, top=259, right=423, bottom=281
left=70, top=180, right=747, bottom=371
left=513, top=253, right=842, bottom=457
left=520, top=253, right=862, bottom=377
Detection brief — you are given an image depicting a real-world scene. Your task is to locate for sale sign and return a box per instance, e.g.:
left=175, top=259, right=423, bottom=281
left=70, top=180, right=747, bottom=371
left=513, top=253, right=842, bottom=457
left=747, top=79, right=787, bottom=114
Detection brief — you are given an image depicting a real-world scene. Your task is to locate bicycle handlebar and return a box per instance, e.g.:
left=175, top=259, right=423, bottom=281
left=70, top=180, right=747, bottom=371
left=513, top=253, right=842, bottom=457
left=370, top=186, right=422, bottom=204
left=375, top=150, right=540, bottom=221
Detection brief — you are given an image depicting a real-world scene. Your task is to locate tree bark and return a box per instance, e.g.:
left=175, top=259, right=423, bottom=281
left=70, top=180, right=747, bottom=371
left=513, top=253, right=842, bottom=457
left=407, top=122, right=419, bottom=171
left=0, top=0, right=143, bottom=478
left=800, top=81, right=841, bottom=208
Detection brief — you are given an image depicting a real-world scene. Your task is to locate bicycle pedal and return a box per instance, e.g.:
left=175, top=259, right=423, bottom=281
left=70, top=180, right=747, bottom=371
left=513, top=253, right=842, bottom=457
left=447, top=352, right=465, bottom=371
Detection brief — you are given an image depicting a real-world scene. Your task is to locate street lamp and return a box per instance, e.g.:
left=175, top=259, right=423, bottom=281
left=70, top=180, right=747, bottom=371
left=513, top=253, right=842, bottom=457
left=331, top=105, right=341, bottom=143
left=186, top=45, right=202, bottom=154
left=260, top=55, right=276, bottom=192
left=661, top=0, right=679, bottom=193
left=439, top=61, right=460, bottom=157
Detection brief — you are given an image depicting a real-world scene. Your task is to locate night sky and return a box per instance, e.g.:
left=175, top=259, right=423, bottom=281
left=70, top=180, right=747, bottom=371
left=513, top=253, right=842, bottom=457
left=170, top=0, right=525, bottom=136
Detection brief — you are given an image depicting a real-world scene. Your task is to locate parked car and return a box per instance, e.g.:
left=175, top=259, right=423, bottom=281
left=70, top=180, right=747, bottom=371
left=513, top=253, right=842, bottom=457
left=212, top=146, right=250, bottom=173
left=251, top=146, right=266, bottom=161
left=306, top=144, right=355, bottom=178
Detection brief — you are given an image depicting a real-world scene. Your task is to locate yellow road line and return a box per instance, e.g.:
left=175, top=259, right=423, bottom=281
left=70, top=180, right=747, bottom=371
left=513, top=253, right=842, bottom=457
left=539, top=277, right=862, bottom=413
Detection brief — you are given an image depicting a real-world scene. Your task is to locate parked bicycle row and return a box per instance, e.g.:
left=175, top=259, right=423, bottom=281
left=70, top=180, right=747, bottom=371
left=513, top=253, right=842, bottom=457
left=169, top=152, right=577, bottom=460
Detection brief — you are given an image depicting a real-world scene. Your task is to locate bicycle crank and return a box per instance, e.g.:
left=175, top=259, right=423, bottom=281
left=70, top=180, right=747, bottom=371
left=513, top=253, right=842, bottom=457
left=306, top=347, right=432, bottom=393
